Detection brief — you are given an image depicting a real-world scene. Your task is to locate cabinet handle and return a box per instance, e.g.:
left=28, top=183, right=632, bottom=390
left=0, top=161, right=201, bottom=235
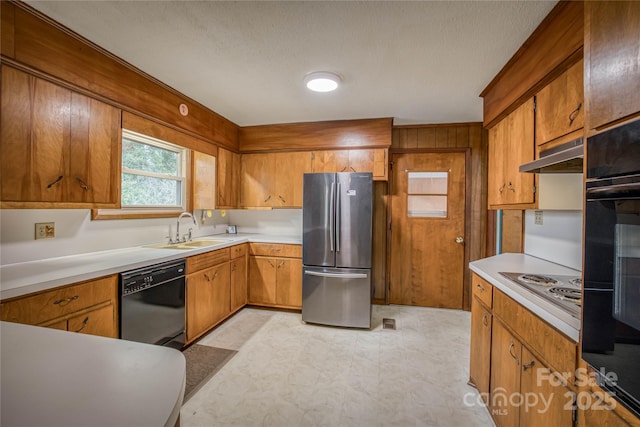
left=341, top=166, right=348, bottom=172
left=204, top=273, right=212, bottom=281
left=277, top=260, right=286, bottom=268
left=568, top=103, right=582, bottom=126
left=508, top=340, right=520, bottom=365
left=219, top=194, right=226, bottom=204
left=476, top=283, right=485, bottom=292
left=214, top=270, right=219, bottom=278
left=350, top=166, right=356, bottom=172
left=53, top=295, right=79, bottom=306
left=264, top=195, right=272, bottom=203
left=523, top=360, right=536, bottom=371
left=508, top=182, right=515, bottom=192
left=75, top=177, right=90, bottom=191
left=482, top=313, right=489, bottom=327
left=278, top=195, right=286, bottom=203
left=268, top=260, right=276, bottom=268
left=47, top=175, right=64, bottom=189
left=73, top=317, right=89, bottom=333
left=270, top=247, right=281, bottom=252
left=498, top=183, right=505, bottom=194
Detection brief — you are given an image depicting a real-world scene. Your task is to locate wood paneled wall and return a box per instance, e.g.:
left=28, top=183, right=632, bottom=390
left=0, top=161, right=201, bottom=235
left=1, top=1, right=238, bottom=151
left=481, top=1, right=584, bottom=129
left=379, top=123, right=488, bottom=310
left=239, top=118, right=392, bottom=153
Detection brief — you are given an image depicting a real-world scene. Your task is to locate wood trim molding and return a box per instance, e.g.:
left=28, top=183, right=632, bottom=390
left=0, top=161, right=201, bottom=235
left=2, top=0, right=239, bottom=150
left=239, top=118, right=393, bottom=152
left=393, top=122, right=482, bottom=129
left=480, top=0, right=584, bottom=128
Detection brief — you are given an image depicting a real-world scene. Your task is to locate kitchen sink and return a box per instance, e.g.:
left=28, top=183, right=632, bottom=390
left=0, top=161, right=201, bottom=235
left=146, top=239, right=227, bottom=250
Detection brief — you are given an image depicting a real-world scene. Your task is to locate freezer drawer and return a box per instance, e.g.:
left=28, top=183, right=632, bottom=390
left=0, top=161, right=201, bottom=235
left=302, top=266, right=371, bottom=328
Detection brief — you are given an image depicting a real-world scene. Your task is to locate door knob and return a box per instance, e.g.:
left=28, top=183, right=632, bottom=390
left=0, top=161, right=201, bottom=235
left=455, top=236, right=464, bottom=244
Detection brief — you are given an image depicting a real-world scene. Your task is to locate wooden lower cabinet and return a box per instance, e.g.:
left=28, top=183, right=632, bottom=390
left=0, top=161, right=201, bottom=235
left=230, top=256, right=248, bottom=311
left=0, top=275, right=118, bottom=338
left=186, top=262, right=231, bottom=342
left=469, top=296, right=492, bottom=405
left=248, top=244, right=302, bottom=309
left=490, top=320, right=522, bottom=427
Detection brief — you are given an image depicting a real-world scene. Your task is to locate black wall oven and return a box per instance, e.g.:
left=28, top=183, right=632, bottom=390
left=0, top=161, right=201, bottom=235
left=583, top=119, right=640, bottom=416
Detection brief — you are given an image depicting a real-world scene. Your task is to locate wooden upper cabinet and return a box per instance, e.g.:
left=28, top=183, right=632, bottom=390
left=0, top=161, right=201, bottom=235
left=535, top=59, right=584, bottom=146
left=273, top=152, right=311, bottom=207
left=311, top=148, right=388, bottom=180
left=192, top=151, right=216, bottom=210
left=586, top=1, right=640, bottom=131
left=487, top=99, right=535, bottom=209
left=1, top=66, right=120, bottom=207
left=216, top=147, right=239, bottom=209
left=240, top=153, right=273, bottom=207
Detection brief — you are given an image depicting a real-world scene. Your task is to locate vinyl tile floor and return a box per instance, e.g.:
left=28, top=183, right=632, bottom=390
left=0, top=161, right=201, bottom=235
left=181, top=305, right=495, bottom=427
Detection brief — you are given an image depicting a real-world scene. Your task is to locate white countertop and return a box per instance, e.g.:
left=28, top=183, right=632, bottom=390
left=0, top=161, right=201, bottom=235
left=469, top=253, right=581, bottom=342
left=0, top=233, right=301, bottom=300
left=1, top=321, right=185, bottom=427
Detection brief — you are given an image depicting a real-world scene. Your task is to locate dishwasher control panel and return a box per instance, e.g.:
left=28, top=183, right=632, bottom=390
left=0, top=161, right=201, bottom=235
left=121, top=260, right=185, bottom=296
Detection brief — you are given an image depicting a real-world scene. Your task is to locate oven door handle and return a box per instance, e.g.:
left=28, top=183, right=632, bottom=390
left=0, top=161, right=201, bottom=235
left=586, top=182, right=640, bottom=200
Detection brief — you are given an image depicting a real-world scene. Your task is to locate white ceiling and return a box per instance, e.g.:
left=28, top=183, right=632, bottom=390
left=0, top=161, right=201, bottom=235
left=26, top=1, right=557, bottom=127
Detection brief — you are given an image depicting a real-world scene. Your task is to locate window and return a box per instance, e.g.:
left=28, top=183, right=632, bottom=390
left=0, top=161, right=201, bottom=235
left=120, top=130, right=187, bottom=209
left=407, top=171, right=448, bottom=218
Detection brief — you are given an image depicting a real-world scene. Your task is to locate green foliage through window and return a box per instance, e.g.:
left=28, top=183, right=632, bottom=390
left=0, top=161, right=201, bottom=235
left=121, top=130, right=186, bottom=208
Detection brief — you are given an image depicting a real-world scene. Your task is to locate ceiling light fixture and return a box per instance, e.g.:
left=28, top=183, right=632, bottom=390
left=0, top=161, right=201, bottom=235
left=304, top=71, right=341, bottom=92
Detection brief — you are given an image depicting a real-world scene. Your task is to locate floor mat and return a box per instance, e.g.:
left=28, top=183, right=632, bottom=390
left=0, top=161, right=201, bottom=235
left=182, top=344, right=237, bottom=401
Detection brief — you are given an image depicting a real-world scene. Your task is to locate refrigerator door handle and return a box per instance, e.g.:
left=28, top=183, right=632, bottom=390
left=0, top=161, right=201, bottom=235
left=304, top=270, right=368, bottom=279
left=329, top=182, right=335, bottom=252
left=336, top=182, right=341, bottom=252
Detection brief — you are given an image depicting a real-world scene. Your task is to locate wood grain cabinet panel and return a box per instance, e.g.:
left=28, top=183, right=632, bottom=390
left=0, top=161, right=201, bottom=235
left=249, top=243, right=302, bottom=258
left=490, top=319, right=522, bottom=427
left=186, top=262, right=231, bottom=342
left=248, top=257, right=277, bottom=305
left=470, top=297, right=492, bottom=405
left=586, top=1, right=640, bottom=131
left=248, top=243, right=302, bottom=309
left=230, top=256, right=247, bottom=312
left=0, top=275, right=118, bottom=338
left=311, top=148, right=388, bottom=181
left=193, top=151, right=216, bottom=210
left=216, top=147, right=239, bottom=209
left=472, top=274, right=493, bottom=308
left=1, top=65, right=120, bottom=207
left=535, top=59, right=584, bottom=146
left=275, top=258, right=302, bottom=308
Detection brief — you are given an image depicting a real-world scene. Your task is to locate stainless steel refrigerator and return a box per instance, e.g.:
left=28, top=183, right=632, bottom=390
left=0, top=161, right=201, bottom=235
left=302, top=172, right=373, bottom=328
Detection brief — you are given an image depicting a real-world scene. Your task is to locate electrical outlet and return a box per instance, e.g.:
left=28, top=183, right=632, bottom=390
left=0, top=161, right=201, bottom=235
left=534, top=211, right=544, bottom=226
left=35, top=222, right=55, bottom=239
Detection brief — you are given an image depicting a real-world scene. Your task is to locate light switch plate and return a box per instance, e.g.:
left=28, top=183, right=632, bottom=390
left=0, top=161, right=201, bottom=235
left=35, top=222, right=55, bottom=239
left=534, top=211, right=544, bottom=226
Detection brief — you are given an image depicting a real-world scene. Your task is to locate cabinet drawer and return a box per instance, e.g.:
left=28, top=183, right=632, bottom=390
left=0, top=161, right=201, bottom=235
left=472, top=274, right=493, bottom=308
left=0, top=275, right=117, bottom=326
left=249, top=243, right=301, bottom=258
left=187, top=248, right=231, bottom=272
left=230, top=243, right=248, bottom=259
left=493, top=290, right=577, bottom=380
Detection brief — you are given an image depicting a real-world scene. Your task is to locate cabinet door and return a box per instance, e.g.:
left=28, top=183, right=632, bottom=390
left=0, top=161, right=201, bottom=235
left=193, top=151, right=216, bottom=210
left=312, top=150, right=339, bottom=173
left=248, top=257, right=277, bottom=304
left=275, top=258, right=302, bottom=308
left=372, top=148, right=388, bottom=180
left=519, top=348, right=574, bottom=427
left=487, top=118, right=508, bottom=207
left=210, top=263, right=231, bottom=325
left=586, top=1, right=640, bottom=130
left=1, top=66, right=68, bottom=202
left=216, top=147, right=239, bottom=208
left=67, top=93, right=120, bottom=205
left=490, top=320, right=522, bottom=427
left=505, top=99, right=535, bottom=205
left=274, top=152, right=312, bottom=207
left=470, top=297, right=492, bottom=405
left=231, top=256, right=247, bottom=312
left=187, top=269, right=217, bottom=341
left=535, top=60, right=584, bottom=146
left=67, top=304, right=116, bottom=338
left=348, top=149, right=375, bottom=173
left=240, top=153, right=273, bottom=207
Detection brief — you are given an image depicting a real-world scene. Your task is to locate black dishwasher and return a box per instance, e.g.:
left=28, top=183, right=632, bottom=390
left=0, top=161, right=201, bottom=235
left=120, top=259, right=186, bottom=349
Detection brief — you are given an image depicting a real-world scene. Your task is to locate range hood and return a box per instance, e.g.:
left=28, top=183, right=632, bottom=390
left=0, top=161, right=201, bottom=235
left=519, top=137, right=583, bottom=173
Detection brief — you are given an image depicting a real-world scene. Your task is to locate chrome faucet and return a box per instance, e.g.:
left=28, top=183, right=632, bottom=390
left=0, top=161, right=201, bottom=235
left=175, top=212, right=197, bottom=243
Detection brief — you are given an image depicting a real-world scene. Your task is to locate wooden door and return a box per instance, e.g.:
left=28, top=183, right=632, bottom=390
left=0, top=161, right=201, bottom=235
left=470, top=297, right=492, bottom=404
left=1, top=66, right=68, bottom=202
left=209, top=263, right=231, bottom=325
left=275, top=258, right=302, bottom=308
left=535, top=60, right=584, bottom=146
left=193, top=151, right=216, bottom=209
left=490, top=320, right=522, bottom=427
left=505, top=99, right=535, bottom=205
left=389, top=152, right=466, bottom=308
left=519, top=348, right=574, bottom=427
left=216, top=147, right=239, bottom=208
left=248, top=257, right=277, bottom=304
left=274, top=152, right=311, bottom=207
left=230, top=256, right=247, bottom=311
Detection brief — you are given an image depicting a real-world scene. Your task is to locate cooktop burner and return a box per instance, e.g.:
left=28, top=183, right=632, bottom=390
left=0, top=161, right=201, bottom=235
left=499, top=272, right=582, bottom=318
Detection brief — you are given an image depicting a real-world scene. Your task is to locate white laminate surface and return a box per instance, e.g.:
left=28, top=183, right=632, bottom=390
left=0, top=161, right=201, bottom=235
left=0, top=233, right=301, bottom=300
left=0, top=322, right=185, bottom=427
left=470, top=253, right=581, bottom=342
